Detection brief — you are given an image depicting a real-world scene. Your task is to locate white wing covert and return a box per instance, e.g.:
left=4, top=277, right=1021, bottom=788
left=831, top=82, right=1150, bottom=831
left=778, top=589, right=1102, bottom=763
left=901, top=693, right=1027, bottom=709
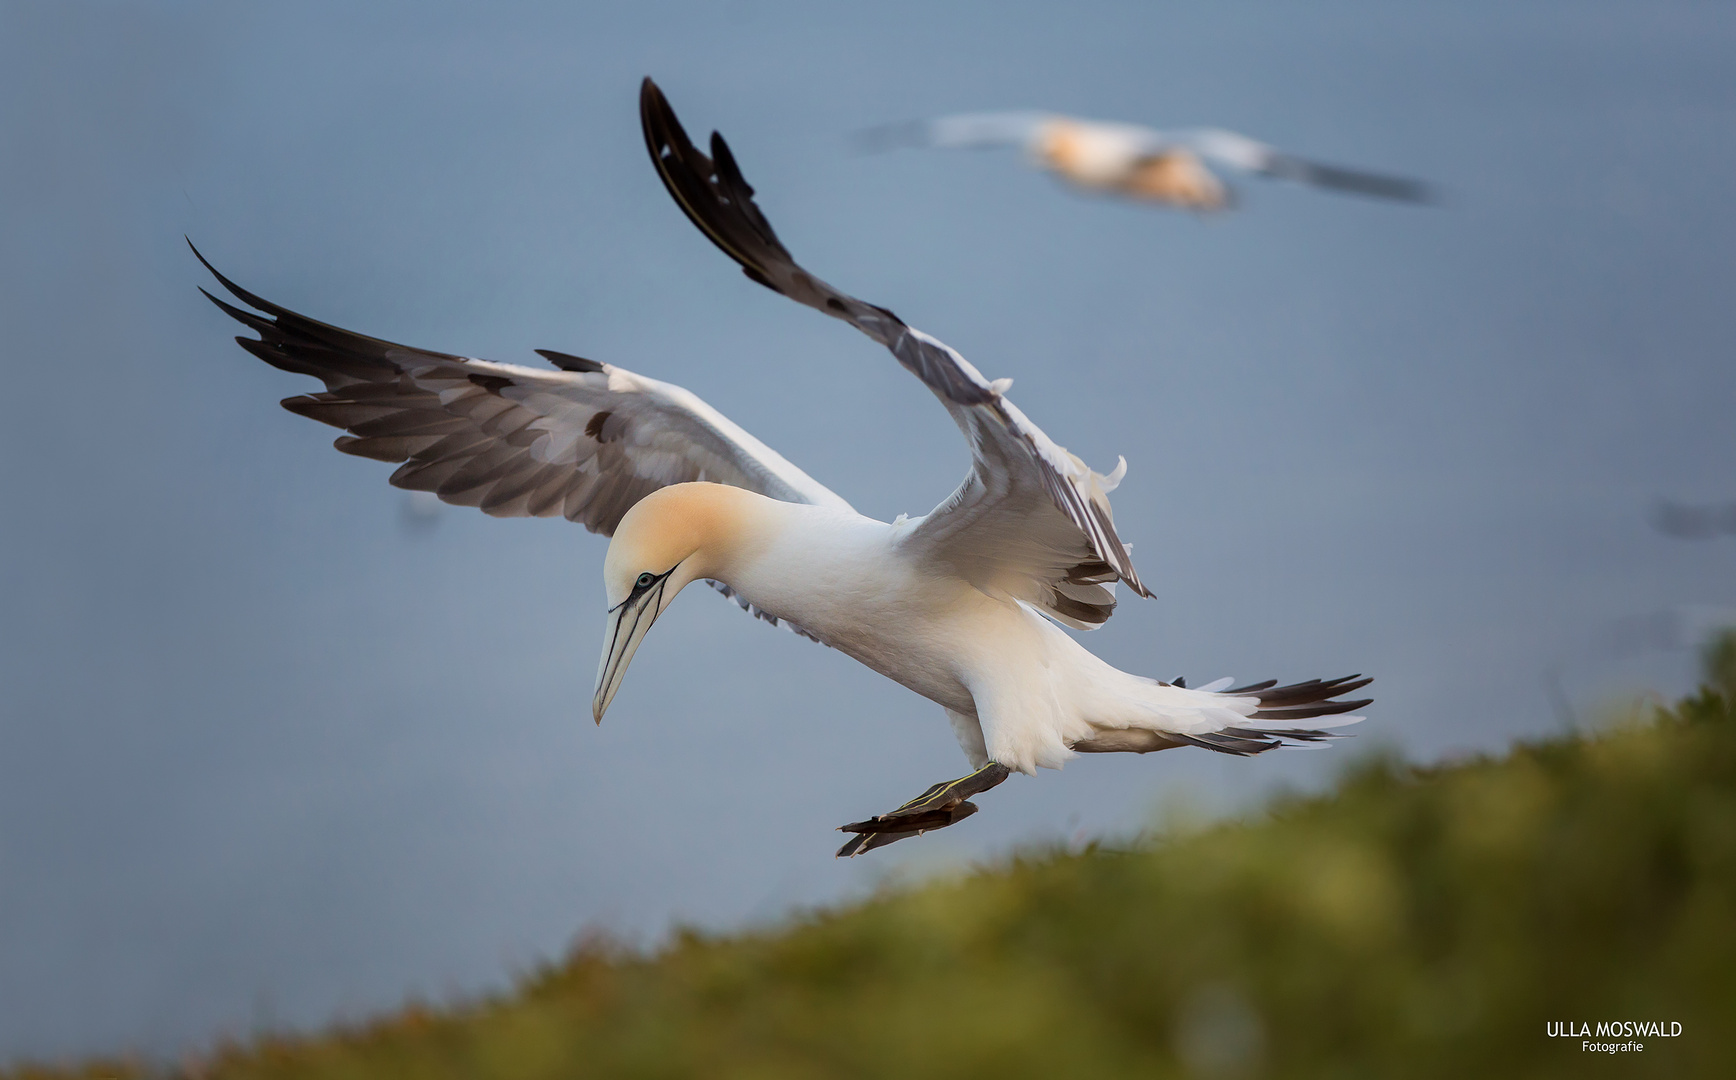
left=642, top=79, right=1149, bottom=630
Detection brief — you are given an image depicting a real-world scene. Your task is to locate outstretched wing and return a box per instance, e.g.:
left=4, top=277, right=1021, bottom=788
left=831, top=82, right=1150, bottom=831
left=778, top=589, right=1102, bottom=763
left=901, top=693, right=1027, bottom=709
left=854, top=112, right=1052, bottom=154
left=641, top=78, right=1148, bottom=630
left=193, top=241, right=851, bottom=536
left=1177, top=128, right=1433, bottom=203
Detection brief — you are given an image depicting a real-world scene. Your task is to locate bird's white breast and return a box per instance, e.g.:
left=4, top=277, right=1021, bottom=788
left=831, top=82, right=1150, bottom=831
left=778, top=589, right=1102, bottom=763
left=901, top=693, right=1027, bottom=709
left=718, top=505, right=990, bottom=715
left=1033, top=121, right=1146, bottom=187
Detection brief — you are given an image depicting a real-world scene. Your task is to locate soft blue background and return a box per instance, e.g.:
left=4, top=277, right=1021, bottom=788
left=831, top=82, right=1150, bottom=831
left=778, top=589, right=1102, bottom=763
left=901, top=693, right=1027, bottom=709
left=3, top=0, right=1732, bottom=1062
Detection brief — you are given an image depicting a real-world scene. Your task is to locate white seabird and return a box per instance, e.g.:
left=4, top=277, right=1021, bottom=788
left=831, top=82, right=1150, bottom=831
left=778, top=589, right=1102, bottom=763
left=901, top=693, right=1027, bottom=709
left=861, top=110, right=1432, bottom=211
left=197, top=78, right=1371, bottom=857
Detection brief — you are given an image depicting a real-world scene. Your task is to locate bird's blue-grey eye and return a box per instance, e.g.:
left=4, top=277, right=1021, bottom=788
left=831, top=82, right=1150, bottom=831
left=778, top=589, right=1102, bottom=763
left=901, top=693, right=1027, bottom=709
left=636, top=572, right=656, bottom=588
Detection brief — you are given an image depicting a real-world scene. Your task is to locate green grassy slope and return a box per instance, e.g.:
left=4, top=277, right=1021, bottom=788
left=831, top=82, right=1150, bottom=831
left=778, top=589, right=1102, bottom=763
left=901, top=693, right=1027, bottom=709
left=16, top=645, right=1736, bottom=1079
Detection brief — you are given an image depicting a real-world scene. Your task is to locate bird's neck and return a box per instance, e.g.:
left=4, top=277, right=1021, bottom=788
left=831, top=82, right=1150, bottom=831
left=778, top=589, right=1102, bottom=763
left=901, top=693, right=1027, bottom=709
left=632, top=482, right=791, bottom=587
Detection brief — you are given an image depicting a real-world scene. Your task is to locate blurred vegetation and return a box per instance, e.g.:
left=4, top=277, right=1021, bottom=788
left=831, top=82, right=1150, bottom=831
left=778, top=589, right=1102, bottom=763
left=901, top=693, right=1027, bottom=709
left=12, top=631, right=1736, bottom=1080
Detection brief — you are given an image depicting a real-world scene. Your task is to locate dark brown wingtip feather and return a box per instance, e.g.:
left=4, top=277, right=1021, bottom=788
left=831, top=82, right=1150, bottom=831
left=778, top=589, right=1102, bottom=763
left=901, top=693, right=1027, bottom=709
left=639, top=77, right=795, bottom=292
left=1174, top=673, right=1373, bottom=760
left=193, top=243, right=468, bottom=377
left=706, top=129, right=791, bottom=256
left=1237, top=674, right=1373, bottom=721
left=1251, top=698, right=1373, bottom=721
left=189, top=238, right=294, bottom=320
left=639, top=79, right=722, bottom=252
left=1273, top=158, right=1435, bottom=204
left=198, top=286, right=273, bottom=334
left=1233, top=675, right=1372, bottom=708
left=1168, top=674, right=1374, bottom=726
left=234, top=334, right=327, bottom=379
left=1223, top=679, right=1278, bottom=695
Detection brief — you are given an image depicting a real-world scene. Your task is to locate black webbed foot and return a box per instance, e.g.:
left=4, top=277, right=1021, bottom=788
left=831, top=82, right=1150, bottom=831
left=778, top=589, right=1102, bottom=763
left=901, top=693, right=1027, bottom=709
left=835, top=762, right=1011, bottom=857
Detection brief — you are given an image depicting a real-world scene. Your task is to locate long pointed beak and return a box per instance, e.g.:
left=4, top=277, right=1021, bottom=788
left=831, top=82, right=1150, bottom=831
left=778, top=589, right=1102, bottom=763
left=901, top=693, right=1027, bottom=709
left=592, top=581, right=668, bottom=723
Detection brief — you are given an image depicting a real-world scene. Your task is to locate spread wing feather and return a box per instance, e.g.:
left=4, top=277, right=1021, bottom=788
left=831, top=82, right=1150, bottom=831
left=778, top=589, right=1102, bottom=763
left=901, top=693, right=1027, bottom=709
left=1172, top=128, right=1433, bottom=203
left=193, top=241, right=850, bottom=539
left=641, top=79, right=1149, bottom=629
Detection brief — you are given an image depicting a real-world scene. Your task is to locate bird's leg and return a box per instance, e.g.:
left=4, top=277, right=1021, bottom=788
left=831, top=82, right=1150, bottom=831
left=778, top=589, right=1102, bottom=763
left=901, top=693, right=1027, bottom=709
left=835, top=762, right=1012, bottom=857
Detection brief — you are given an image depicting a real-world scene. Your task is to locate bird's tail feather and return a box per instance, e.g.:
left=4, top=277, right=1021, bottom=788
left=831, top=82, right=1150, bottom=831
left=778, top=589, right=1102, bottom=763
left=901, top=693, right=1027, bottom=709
left=1072, top=674, right=1371, bottom=757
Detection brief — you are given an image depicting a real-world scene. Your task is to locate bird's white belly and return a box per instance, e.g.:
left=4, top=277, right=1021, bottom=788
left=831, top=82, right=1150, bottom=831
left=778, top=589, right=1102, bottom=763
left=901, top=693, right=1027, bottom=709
left=1035, top=121, right=1143, bottom=187
left=719, top=508, right=1144, bottom=773
left=723, top=522, right=990, bottom=715
left=741, top=563, right=1106, bottom=771
left=816, top=602, right=982, bottom=716
left=767, top=567, right=985, bottom=715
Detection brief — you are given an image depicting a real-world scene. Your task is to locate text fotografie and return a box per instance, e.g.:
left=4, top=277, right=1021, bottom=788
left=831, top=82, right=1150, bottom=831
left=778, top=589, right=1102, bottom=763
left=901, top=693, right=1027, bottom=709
left=1546, top=1021, right=1683, bottom=1038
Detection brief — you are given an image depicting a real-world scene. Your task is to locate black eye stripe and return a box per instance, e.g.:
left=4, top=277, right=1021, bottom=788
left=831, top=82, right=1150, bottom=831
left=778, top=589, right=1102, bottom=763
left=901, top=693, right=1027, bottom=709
left=609, top=564, right=681, bottom=613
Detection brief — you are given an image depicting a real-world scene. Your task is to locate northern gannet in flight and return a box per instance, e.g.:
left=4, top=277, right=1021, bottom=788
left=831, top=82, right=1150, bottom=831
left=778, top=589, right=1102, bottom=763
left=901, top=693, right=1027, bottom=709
left=195, top=78, right=1371, bottom=858
left=861, top=111, right=1432, bottom=211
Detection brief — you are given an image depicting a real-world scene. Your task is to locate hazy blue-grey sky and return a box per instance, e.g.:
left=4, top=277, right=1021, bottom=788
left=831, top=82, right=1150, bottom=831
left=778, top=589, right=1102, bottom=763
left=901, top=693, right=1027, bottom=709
left=3, top=0, right=1733, bottom=1062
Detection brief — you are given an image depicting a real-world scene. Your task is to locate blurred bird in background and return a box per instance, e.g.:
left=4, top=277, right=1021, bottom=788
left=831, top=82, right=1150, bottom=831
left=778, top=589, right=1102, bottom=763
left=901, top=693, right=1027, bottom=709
left=859, top=110, right=1433, bottom=211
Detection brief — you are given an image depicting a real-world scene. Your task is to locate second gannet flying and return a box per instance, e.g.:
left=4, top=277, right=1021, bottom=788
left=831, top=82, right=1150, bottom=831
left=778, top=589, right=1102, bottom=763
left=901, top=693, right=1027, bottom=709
left=861, top=110, right=1432, bottom=211
left=197, top=78, right=1371, bottom=858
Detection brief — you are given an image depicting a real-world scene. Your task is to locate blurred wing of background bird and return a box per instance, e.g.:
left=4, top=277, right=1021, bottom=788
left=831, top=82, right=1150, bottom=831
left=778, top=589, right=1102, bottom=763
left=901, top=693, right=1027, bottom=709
left=1175, top=127, right=1433, bottom=202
